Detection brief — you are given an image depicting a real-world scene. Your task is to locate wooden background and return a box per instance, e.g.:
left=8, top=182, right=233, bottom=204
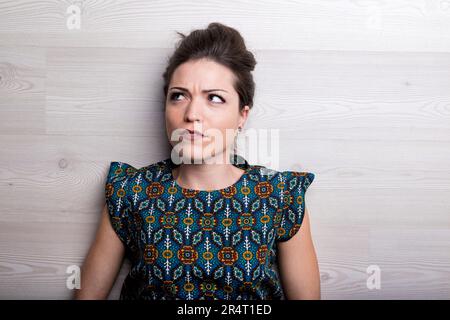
left=0, top=0, right=449, bottom=299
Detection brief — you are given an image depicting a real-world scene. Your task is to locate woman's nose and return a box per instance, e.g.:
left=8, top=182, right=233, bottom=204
left=184, top=97, right=204, bottom=122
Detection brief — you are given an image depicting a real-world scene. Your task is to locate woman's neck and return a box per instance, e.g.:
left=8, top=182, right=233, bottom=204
left=172, top=154, right=245, bottom=191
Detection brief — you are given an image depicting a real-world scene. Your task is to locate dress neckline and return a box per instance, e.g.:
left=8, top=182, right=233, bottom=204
left=163, top=154, right=251, bottom=193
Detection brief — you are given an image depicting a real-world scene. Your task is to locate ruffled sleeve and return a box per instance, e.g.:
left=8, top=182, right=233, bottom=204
left=104, top=161, right=137, bottom=247
left=276, top=170, right=315, bottom=242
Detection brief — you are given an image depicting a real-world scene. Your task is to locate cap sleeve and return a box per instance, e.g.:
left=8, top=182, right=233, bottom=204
left=104, top=161, right=137, bottom=246
left=276, top=170, right=315, bottom=242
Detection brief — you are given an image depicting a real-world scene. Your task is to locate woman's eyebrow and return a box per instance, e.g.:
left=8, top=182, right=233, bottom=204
left=169, top=86, right=228, bottom=93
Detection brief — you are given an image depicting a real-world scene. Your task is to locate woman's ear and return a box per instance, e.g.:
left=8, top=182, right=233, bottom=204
left=239, top=105, right=250, bottom=127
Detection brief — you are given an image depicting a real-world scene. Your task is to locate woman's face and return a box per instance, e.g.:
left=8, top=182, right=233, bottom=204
left=165, top=58, right=249, bottom=164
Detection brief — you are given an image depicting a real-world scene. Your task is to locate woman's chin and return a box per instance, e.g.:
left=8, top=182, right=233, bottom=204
left=178, top=150, right=225, bottom=165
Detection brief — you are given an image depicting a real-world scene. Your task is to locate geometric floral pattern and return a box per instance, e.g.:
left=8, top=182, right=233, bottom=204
left=104, top=154, right=315, bottom=300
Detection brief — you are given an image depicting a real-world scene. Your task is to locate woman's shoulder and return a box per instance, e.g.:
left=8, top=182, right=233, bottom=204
left=246, top=164, right=315, bottom=195
left=108, top=158, right=170, bottom=173
left=106, top=158, right=172, bottom=184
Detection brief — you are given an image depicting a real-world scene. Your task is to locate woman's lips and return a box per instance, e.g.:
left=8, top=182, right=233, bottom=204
left=187, top=129, right=205, bottom=136
left=182, top=131, right=206, bottom=141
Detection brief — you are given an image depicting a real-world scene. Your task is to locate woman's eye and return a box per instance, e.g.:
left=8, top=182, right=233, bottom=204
left=209, top=94, right=225, bottom=103
left=170, top=92, right=184, bottom=101
left=169, top=92, right=224, bottom=103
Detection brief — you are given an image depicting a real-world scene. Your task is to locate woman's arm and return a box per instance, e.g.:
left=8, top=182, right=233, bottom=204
left=73, top=204, right=126, bottom=299
left=277, top=206, right=321, bottom=299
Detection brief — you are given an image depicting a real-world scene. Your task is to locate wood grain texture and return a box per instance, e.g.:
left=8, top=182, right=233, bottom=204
left=0, top=0, right=449, bottom=299
left=0, top=0, right=450, bottom=52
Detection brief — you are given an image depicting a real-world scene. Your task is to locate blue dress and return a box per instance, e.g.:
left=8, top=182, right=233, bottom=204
left=104, top=154, right=315, bottom=300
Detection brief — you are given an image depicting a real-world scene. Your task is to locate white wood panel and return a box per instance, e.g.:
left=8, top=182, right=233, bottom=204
left=0, top=0, right=450, bottom=52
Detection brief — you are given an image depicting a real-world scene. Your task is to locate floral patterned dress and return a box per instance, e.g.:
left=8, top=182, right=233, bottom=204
left=104, top=154, right=315, bottom=300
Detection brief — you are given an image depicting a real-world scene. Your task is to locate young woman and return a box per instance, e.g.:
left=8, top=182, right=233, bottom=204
left=74, top=22, right=320, bottom=300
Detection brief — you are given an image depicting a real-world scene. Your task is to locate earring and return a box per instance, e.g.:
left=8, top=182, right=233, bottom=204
left=233, top=127, right=241, bottom=156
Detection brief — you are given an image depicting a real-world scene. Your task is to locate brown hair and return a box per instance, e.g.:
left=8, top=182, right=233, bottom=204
left=162, top=22, right=257, bottom=111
